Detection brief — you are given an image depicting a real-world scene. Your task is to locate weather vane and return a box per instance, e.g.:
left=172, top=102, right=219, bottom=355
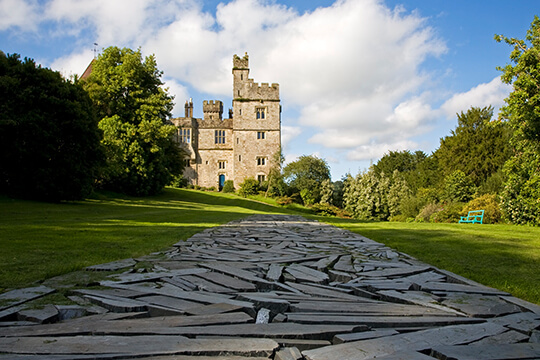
left=93, top=43, right=98, bottom=59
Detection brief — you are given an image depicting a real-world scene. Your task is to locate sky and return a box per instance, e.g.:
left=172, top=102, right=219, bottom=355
left=1, top=0, right=538, bottom=180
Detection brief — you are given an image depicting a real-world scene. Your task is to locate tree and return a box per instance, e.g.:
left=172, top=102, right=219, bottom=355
left=444, top=170, right=476, bottom=203
left=342, top=167, right=390, bottom=221
left=435, top=106, right=512, bottom=187
left=319, top=179, right=334, bottom=205
left=83, top=46, right=183, bottom=196
left=0, top=52, right=102, bottom=201
left=496, top=16, right=540, bottom=225
left=283, top=155, right=331, bottom=203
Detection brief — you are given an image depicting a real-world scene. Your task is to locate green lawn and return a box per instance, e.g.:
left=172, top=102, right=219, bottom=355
left=0, top=188, right=289, bottom=290
left=314, top=217, right=540, bottom=305
left=1, top=189, right=539, bottom=306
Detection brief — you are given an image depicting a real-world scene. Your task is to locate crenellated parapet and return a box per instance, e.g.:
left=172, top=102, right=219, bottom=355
left=236, top=81, right=280, bottom=101
left=203, top=100, right=223, bottom=120
left=233, top=53, right=249, bottom=70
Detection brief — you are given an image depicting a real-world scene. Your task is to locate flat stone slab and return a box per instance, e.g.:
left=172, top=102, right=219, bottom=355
left=2, top=214, right=540, bottom=359
left=0, top=286, right=56, bottom=310
left=0, top=335, right=279, bottom=357
left=430, top=343, right=540, bottom=359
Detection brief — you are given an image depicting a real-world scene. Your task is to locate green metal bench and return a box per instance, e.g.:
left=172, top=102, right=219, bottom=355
left=459, top=210, right=484, bottom=224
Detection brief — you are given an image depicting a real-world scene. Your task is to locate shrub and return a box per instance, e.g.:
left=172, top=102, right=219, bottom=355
left=276, top=196, right=293, bottom=206
left=432, top=202, right=465, bottom=223
left=238, top=177, right=260, bottom=197
left=300, top=188, right=316, bottom=206
left=222, top=180, right=235, bottom=193
left=206, top=186, right=216, bottom=192
left=170, top=174, right=188, bottom=188
left=462, top=194, right=503, bottom=224
left=311, top=203, right=351, bottom=218
left=416, top=203, right=443, bottom=222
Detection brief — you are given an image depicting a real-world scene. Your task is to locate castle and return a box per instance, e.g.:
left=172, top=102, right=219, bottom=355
left=170, top=53, right=281, bottom=189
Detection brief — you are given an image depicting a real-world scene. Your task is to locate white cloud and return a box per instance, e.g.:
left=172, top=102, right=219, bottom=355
left=281, top=126, right=302, bottom=151
left=0, top=0, right=39, bottom=31
left=50, top=50, right=93, bottom=78
left=163, top=78, right=190, bottom=118
left=441, top=77, right=511, bottom=119
left=346, top=139, right=419, bottom=162
left=29, top=0, right=450, bottom=163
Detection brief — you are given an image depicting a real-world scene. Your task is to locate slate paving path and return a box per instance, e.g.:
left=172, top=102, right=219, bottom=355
left=1, top=214, right=539, bottom=359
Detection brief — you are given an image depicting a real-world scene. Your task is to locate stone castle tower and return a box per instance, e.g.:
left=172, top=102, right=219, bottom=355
left=170, top=53, right=281, bottom=189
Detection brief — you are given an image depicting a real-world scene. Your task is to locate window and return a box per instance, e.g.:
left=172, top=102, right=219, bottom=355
left=239, top=155, right=241, bottom=161
left=258, top=175, right=266, bottom=183
left=184, top=159, right=191, bottom=167
left=257, top=131, right=265, bottom=139
left=218, top=161, right=226, bottom=169
left=256, top=108, right=265, bottom=119
left=257, top=157, right=266, bottom=166
left=179, top=128, right=191, bottom=144
left=215, top=130, right=226, bottom=144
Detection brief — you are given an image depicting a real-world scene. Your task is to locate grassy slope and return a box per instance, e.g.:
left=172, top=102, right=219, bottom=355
left=0, top=188, right=290, bottom=290
left=1, top=189, right=538, bottom=305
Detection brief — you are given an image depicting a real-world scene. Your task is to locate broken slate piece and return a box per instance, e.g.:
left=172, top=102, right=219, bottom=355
left=17, top=304, right=59, bottom=324
left=275, top=346, right=303, bottom=360
left=256, top=308, right=271, bottom=324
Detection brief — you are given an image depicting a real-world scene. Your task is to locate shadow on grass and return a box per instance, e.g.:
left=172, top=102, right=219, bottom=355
left=0, top=188, right=295, bottom=290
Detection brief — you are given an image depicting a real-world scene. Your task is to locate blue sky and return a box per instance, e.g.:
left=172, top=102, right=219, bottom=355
left=1, top=0, right=538, bottom=180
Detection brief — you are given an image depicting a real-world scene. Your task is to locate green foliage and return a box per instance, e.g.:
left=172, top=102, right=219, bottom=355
left=435, top=106, right=512, bottom=187
left=300, top=188, right=316, bottom=206
left=276, top=196, right=293, bottom=206
left=343, top=168, right=390, bottom=221
left=332, top=180, right=345, bottom=208
left=500, top=144, right=540, bottom=225
left=238, top=177, right=260, bottom=197
left=310, top=203, right=350, bottom=218
left=170, top=174, right=188, bottom=188
left=463, top=194, right=503, bottom=224
left=444, top=170, right=476, bottom=202
left=432, top=202, right=465, bottom=223
left=496, top=16, right=540, bottom=143
left=496, top=17, right=540, bottom=226
left=222, top=180, right=235, bottom=193
left=388, top=170, right=412, bottom=218
left=319, top=179, right=334, bottom=205
left=374, top=150, right=439, bottom=192
left=415, top=203, right=443, bottom=222
left=0, top=53, right=102, bottom=201
left=283, top=155, right=331, bottom=203
left=83, top=46, right=183, bottom=196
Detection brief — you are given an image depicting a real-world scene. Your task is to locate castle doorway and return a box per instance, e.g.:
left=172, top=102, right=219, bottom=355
left=218, top=174, right=225, bottom=191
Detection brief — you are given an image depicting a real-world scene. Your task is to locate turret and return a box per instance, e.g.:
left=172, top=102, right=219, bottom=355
left=184, top=98, right=193, bottom=118
left=233, top=53, right=249, bottom=99
left=203, top=100, right=223, bottom=121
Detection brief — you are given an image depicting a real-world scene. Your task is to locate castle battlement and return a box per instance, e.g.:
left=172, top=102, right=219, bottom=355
left=203, top=100, right=223, bottom=120
left=233, top=53, right=249, bottom=69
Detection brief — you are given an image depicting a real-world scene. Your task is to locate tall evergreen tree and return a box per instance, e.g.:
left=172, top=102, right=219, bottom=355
left=435, top=106, right=512, bottom=187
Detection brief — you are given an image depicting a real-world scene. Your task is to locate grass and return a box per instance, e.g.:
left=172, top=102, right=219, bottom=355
left=311, top=216, right=540, bottom=305
left=1, top=189, right=539, bottom=306
left=0, top=188, right=291, bottom=291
